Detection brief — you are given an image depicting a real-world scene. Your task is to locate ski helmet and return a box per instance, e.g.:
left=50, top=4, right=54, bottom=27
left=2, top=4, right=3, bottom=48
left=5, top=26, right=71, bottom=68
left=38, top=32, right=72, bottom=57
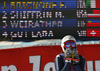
left=61, top=35, right=76, bottom=52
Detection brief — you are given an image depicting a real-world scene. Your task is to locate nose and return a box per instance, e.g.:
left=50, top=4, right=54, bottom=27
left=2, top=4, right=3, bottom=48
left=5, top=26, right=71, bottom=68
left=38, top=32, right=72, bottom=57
left=70, top=47, right=75, bottom=50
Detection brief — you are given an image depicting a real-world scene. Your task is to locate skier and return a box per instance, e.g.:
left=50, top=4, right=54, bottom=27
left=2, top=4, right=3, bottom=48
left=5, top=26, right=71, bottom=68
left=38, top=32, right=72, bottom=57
left=55, top=35, right=85, bottom=71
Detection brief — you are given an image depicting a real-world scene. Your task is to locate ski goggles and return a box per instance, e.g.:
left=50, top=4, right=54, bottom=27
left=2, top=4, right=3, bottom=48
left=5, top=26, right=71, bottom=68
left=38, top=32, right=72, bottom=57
left=64, top=41, right=76, bottom=48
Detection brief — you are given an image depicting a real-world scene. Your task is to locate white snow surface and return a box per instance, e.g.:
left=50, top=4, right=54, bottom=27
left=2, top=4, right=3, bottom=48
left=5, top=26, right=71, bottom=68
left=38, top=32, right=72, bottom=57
left=0, top=39, right=100, bottom=49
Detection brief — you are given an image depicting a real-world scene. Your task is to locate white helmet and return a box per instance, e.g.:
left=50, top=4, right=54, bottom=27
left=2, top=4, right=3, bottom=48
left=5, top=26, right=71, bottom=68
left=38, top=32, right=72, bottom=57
left=61, top=35, right=76, bottom=52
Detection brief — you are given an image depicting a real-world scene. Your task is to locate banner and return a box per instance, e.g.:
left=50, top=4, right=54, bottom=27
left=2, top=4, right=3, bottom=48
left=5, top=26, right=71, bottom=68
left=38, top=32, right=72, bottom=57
left=0, top=44, right=100, bottom=71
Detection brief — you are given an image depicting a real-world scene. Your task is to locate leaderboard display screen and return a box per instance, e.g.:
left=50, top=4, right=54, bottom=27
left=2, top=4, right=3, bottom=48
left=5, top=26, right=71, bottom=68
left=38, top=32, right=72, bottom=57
left=0, top=0, right=100, bottom=40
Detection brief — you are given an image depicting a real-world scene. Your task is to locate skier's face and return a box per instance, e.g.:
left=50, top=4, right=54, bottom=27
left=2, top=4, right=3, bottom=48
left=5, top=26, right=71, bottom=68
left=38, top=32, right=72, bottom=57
left=63, top=41, right=76, bottom=53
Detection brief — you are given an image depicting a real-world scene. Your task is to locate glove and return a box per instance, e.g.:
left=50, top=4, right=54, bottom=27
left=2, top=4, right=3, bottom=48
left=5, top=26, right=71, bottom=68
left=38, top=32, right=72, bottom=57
left=64, top=48, right=72, bottom=63
left=72, top=49, right=80, bottom=65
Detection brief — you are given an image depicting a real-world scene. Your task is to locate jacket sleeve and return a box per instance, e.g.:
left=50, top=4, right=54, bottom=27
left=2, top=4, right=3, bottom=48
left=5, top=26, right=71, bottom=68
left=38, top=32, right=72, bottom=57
left=55, top=55, right=71, bottom=71
left=74, top=55, right=86, bottom=71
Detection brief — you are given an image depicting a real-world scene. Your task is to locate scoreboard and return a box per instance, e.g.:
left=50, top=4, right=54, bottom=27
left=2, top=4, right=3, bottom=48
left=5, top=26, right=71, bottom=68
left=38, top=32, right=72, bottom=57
left=0, top=0, right=100, bottom=40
